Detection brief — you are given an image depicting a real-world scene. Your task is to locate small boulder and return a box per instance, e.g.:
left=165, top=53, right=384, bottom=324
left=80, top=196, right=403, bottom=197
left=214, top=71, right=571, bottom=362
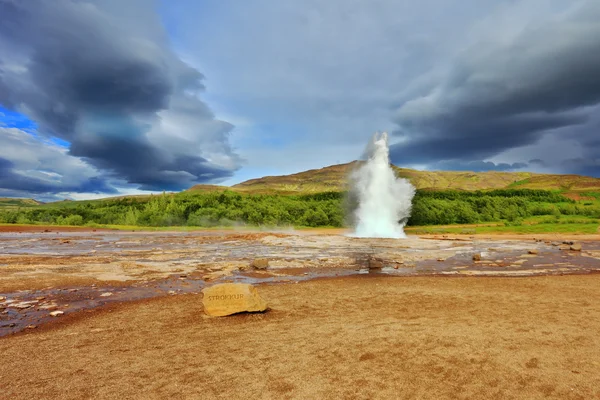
left=369, top=259, right=384, bottom=269
left=563, top=240, right=575, bottom=245
left=49, top=311, right=64, bottom=317
left=472, top=253, right=481, bottom=261
left=250, top=258, right=270, bottom=270
left=559, top=244, right=570, bottom=251
left=528, top=249, right=538, bottom=255
left=9, top=301, right=38, bottom=309
left=570, top=243, right=582, bottom=251
left=202, top=283, right=268, bottom=317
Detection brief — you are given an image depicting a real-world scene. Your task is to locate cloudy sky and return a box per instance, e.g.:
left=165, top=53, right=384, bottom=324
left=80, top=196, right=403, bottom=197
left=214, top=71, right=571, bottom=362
left=1, top=0, right=599, bottom=200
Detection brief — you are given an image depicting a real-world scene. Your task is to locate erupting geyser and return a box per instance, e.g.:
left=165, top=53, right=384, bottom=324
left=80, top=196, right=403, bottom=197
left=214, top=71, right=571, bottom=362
left=349, top=132, right=415, bottom=238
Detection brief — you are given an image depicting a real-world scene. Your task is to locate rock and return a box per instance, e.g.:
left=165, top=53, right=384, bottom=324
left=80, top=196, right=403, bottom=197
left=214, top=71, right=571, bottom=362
left=437, top=258, right=445, bottom=262
left=563, top=240, right=575, bottom=245
left=202, top=283, right=268, bottom=317
left=9, top=301, right=38, bottom=309
left=100, top=292, right=113, bottom=297
left=26, top=325, right=37, bottom=329
left=0, top=296, right=5, bottom=301
left=528, top=249, right=538, bottom=255
left=250, top=258, right=270, bottom=270
left=551, top=242, right=560, bottom=246
left=49, top=311, right=64, bottom=317
left=38, top=303, right=58, bottom=310
left=472, top=253, right=481, bottom=261
left=369, top=259, right=384, bottom=269
left=559, top=244, right=570, bottom=251
left=570, top=243, right=582, bottom=251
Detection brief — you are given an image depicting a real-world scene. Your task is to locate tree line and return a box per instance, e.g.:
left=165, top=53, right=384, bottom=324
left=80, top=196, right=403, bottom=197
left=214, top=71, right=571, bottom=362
left=0, top=189, right=598, bottom=228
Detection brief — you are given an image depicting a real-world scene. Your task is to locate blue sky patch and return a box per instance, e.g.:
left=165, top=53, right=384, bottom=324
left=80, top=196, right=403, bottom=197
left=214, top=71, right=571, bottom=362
left=0, top=106, right=38, bottom=131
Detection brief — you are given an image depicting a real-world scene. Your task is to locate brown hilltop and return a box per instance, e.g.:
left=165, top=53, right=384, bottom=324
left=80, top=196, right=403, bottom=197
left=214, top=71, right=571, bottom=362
left=188, top=162, right=600, bottom=194
left=0, top=198, right=43, bottom=209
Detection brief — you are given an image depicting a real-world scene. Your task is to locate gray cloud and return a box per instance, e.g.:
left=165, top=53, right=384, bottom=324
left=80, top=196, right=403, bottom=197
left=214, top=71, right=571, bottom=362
left=391, top=1, right=600, bottom=171
left=429, top=160, right=528, bottom=172
left=529, top=159, right=546, bottom=167
left=0, top=0, right=240, bottom=192
left=561, top=158, right=600, bottom=177
left=0, top=127, right=117, bottom=195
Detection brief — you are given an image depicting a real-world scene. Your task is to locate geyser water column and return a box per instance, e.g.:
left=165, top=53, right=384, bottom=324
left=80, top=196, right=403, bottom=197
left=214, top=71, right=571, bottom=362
left=350, top=132, right=415, bottom=238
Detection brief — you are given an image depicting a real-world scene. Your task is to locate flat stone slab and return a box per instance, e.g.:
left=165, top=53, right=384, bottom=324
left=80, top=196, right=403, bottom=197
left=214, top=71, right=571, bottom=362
left=202, top=283, right=268, bottom=317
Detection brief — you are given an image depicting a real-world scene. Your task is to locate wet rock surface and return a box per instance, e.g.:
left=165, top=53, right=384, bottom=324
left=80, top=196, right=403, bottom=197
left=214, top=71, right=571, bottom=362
left=1, top=229, right=600, bottom=336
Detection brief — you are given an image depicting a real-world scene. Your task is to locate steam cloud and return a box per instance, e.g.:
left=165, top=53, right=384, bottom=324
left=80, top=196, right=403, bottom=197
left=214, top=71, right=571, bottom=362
left=349, top=132, right=415, bottom=238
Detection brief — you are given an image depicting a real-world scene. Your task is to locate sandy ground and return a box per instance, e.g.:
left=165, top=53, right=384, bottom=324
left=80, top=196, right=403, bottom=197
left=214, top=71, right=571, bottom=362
left=1, top=227, right=600, bottom=399
left=0, top=275, right=598, bottom=399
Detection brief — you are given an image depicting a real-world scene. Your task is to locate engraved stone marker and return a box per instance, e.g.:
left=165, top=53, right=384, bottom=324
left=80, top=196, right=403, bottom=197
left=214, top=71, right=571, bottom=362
left=202, top=283, right=268, bottom=317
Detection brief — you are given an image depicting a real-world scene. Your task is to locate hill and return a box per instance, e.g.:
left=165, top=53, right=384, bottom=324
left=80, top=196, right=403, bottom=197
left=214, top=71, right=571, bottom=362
left=0, top=198, right=43, bottom=209
left=188, top=162, right=600, bottom=194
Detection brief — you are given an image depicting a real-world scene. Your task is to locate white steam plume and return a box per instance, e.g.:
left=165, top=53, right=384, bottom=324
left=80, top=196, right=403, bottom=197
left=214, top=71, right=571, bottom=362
left=349, top=132, right=415, bottom=238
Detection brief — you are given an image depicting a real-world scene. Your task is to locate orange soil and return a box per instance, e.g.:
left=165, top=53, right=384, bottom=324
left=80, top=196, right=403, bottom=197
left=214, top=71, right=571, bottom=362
left=1, top=275, right=599, bottom=399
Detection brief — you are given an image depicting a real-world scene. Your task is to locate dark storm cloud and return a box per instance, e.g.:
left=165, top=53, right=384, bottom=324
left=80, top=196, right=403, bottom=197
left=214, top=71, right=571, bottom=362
left=0, top=156, right=115, bottom=194
left=0, top=127, right=118, bottom=195
left=430, top=160, right=527, bottom=172
left=0, top=0, right=239, bottom=193
left=529, top=159, right=546, bottom=167
left=69, top=132, right=232, bottom=191
left=391, top=1, right=600, bottom=173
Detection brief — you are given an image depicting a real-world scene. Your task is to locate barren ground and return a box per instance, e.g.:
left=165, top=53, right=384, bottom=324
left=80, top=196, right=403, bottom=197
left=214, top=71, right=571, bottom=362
left=1, top=227, right=599, bottom=399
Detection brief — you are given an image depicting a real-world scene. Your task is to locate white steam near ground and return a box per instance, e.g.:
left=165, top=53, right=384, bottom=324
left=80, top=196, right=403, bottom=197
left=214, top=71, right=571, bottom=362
left=348, top=132, right=415, bottom=238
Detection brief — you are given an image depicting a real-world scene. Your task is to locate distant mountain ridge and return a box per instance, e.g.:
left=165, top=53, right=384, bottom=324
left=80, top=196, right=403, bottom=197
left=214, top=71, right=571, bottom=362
left=188, top=161, right=600, bottom=194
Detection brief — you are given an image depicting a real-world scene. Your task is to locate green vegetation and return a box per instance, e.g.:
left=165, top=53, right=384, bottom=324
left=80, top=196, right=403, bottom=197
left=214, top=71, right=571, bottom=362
left=0, top=189, right=599, bottom=233
left=0, top=191, right=344, bottom=228
left=408, top=189, right=600, bottom=226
